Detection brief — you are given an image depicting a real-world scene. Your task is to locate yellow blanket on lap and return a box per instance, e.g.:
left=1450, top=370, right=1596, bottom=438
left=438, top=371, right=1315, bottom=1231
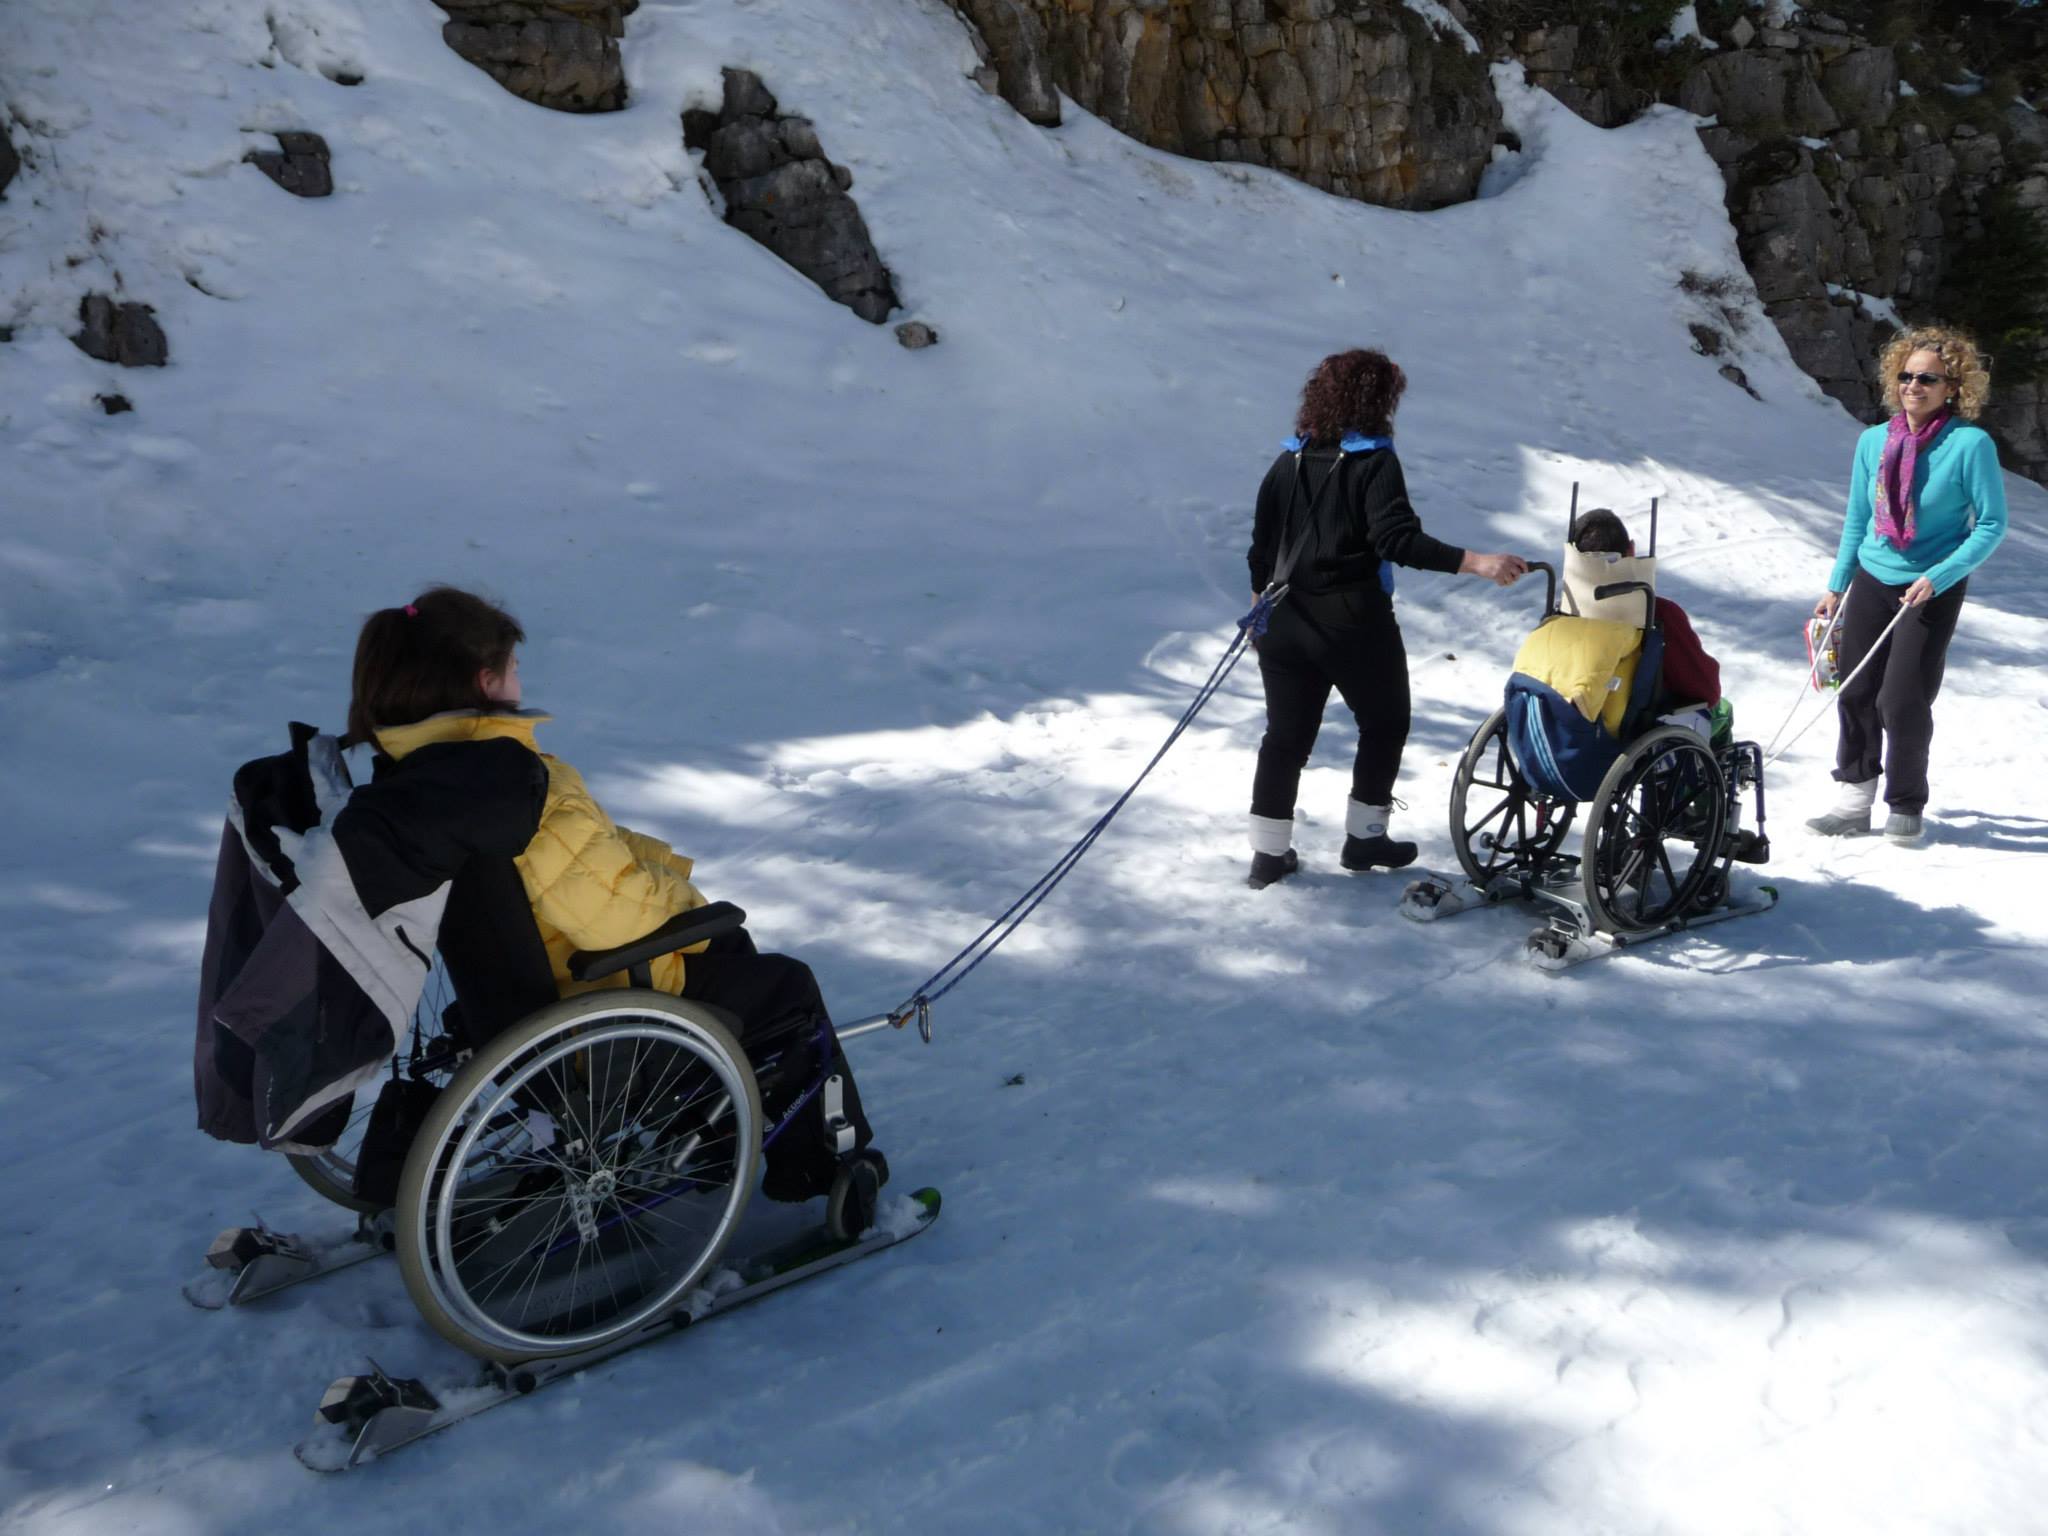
left=1510, top=617, right=1644, bottom=735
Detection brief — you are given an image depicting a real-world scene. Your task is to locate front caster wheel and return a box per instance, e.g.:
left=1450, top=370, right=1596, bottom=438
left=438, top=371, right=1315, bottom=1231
left=826, top=1151, right=890, bottom=1242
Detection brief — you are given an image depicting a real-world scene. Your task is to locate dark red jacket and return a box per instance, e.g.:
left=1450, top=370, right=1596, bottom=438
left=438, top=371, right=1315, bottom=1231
left=1656, top=598, right=1721, bottom=706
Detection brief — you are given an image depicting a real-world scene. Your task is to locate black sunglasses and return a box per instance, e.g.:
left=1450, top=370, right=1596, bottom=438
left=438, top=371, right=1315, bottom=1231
left=1896, top=370, right=1949, bottom=388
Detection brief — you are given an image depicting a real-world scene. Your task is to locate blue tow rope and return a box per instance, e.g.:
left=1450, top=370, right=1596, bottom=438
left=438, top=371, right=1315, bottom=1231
left=875, top=434, right=1391, bottom=1033
left=881, top=592, right=1276, bottom=1028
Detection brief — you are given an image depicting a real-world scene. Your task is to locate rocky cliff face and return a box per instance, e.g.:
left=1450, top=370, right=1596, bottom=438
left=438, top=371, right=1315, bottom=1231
left=1483, top=1, right=2048, bottom=482
left=952, top=0, right=2046, bottom=478
left=1683, top=18, right=2046, bottom=479
left=954, top=0, right=1503, bottom=210
left=423, top=0, right=2046, bottom=478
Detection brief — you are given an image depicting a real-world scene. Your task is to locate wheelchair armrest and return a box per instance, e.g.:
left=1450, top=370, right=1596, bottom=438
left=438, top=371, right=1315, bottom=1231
left=567, top=901, right=747, bottom=984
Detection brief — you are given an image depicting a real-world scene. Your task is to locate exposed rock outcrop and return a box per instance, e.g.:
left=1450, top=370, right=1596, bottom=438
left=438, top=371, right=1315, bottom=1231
left=686, top=70, right=900, bottom=325
left=1485, top=2, right=2048, bottom=484
left=952, top=0, right=1500, bottom=210
left=434, top=0, right=637, bottom=113
left=244, top=131, right=333, bottom=198
left=952, top=0, right=1063, bottom=126
left=73, top=295, right=167, bottom=368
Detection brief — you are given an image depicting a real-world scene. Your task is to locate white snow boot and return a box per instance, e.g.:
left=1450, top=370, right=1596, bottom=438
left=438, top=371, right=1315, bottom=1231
left=1340, top=799, right=1417, bottom=872
left=1805, top=777, right=1877, bottom=837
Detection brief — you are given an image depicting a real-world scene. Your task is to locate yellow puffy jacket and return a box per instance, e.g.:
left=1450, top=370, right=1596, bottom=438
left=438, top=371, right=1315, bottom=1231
left=374, top=710, right=708, bottom=996
left=1508, top=617, right=1644, bottom=737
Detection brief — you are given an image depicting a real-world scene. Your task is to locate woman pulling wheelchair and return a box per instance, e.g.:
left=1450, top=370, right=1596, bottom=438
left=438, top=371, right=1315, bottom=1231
left=1244, top=347, right=1529, bottom=889
left=345, top=585, right=889, bottom=1225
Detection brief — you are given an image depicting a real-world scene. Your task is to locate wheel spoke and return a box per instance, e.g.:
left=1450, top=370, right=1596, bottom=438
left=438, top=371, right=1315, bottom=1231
left=470, top=1190, right=574, bottom=1309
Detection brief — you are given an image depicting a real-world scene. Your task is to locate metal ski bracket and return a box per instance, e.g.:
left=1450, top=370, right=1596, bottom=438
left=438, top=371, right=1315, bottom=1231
left=822, top=1073, right=856, bottom=1156
left=316, top=1363, right=443, bottom=1468
left=915, top=996, right=932, bottom=1043
left=208, top=1225, right=315, bottom=1305
left=1400, top=875, right=1454, bottom=920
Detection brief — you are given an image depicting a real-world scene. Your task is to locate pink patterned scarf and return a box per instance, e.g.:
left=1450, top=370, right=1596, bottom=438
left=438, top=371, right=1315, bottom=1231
left=1873, top=409, right=1950, bottom=550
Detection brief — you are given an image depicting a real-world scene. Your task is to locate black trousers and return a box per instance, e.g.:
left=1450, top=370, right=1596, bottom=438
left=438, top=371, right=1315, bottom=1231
left=1250, top=589, right=1410, bottom=819
left=1833, top=566, right=1967, bottom=815
left=679, top=929, right=874, bottom=1202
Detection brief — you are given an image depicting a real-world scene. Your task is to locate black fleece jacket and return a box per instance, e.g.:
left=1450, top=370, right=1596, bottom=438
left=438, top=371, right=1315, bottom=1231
left=1247, top=446, right=1465, bottom=597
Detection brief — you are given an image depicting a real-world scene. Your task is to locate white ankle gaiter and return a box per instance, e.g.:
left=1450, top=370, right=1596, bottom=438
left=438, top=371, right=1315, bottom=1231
left=1249, top=814, right=1294, bottom=856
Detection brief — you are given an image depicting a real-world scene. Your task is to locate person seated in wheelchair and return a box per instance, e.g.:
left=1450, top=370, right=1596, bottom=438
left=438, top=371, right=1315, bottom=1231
left=1502, top=509, right=1763, bottom=864
left=347, top=586, right=888, bottom=1221
left=1501, top=508, right=1724, bottom=798
left=1566, top=509, right=1725, bottom=743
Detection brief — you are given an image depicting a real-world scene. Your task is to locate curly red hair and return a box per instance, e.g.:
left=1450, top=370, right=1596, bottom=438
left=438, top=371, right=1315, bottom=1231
left=1295, top=349, right=1406, bottom=442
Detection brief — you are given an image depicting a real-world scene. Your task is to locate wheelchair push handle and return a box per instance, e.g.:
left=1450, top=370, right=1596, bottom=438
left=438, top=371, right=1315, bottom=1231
left=1592, top=579, right=1658, bottom=630
left=1527, top=560, right=1557, bottom=616
left=567, top=900, right=748, bottom=985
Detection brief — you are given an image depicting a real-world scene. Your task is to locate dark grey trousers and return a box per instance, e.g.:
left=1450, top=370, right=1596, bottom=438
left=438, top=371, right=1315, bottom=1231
left=1833, top=567, right=1967, bottom=815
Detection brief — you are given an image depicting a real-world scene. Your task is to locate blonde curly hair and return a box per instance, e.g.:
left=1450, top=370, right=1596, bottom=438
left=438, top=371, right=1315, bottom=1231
left=1878, top=326, right=1992, bottom=420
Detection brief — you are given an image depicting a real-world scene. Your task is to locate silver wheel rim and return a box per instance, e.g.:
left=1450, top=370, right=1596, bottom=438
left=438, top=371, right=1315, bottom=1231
left=415, top=1010, right=756, bottom=1358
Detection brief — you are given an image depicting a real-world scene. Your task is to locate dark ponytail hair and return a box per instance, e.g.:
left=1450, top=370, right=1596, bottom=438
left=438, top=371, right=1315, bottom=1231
left=1295, top=348, right=1407, bottom=443
left=345, top=585, right=525, bottom=748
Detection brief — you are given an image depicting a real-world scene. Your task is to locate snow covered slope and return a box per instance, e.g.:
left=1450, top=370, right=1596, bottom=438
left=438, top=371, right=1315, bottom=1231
left=3, top=2, right=2046, bottom=1531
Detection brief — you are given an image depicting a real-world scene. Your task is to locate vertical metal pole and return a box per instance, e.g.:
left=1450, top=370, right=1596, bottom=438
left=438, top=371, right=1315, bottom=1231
left=1649, top=496, right=1659, bottom=556
left=1567, top=482, right=1579, bottom=542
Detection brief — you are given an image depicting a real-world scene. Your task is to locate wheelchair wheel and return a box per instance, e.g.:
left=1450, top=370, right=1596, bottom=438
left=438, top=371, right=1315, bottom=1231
left=1450, top=706, right=1577, bottom=886
left=1581, top=726, right=1728, bottom=936
left=287, top=1110, right=381, bottom=1214
left=396, top=991, right=762, bottom=1364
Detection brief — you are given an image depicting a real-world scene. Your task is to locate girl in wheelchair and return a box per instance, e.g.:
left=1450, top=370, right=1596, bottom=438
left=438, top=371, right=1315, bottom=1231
left=346, top=585, right=886, bottom=1219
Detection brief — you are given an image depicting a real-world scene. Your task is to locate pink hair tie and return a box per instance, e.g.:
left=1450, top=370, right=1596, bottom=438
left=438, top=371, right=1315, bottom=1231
left=404, top=603, right=418, bottom=617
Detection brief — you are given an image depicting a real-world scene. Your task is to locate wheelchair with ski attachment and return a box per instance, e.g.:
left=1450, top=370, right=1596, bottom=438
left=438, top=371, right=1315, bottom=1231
left=201, top=854, right=936, bottom=1468
left=1401, top=498, right=1777, bottom=968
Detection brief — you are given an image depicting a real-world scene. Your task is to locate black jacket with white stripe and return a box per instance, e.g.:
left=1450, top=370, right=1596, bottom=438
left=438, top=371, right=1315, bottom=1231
left=194, top=722, right=544, bottom=1150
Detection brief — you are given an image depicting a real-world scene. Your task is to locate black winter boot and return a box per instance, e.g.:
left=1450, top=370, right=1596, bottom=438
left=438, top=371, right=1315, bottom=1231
left=1248, top=848, right=1299, bottom=889
left=1340, top=834, right=1417, bottom=871
left=1340, top=799, right=1416, bottom=871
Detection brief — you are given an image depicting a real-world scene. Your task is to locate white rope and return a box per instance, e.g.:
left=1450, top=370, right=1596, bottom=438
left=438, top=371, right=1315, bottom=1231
left=1762, top=601, right=1912, bottom=768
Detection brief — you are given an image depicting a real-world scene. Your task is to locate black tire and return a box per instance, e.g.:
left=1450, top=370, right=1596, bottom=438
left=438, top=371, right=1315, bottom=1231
left=288, top=1134, right=382, bottom=1215
left=1450, top=706, right=1577, bottom=887
left=1581, top=726, right=1729, bottom=936
left=396, top=991, right=762, bottom=1364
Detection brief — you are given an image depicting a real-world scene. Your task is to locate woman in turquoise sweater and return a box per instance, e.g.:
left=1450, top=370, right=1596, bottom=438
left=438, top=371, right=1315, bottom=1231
left=1808, top=327, right=2009, bottom=843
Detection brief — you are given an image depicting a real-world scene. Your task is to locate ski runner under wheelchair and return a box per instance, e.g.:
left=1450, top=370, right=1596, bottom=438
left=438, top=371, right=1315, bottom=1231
left=1402, top=496, right=1776, bottom=968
